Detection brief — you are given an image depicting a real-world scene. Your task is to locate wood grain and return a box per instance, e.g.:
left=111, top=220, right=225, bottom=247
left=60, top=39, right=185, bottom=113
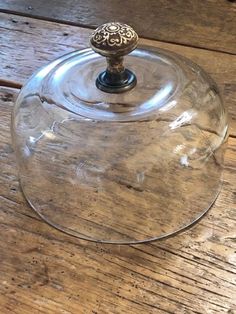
left=0, top=0, right=236, bottom=54
left=0, top=5, right=236, bottom=313
left=0, top=86, right=236, bottom=313
left=0, top=13, right=236, bottom=137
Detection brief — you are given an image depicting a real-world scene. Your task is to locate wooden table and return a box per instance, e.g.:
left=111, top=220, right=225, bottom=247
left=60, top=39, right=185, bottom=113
left=0, top=1, right=236, bottom=313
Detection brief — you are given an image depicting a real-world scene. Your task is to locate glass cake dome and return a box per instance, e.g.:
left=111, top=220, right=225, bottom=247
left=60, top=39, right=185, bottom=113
left=12, top=22, right=228, bottom=244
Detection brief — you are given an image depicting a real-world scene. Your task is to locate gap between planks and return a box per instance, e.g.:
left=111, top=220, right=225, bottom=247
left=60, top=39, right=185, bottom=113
left=0, top=8, right=235, bottom=57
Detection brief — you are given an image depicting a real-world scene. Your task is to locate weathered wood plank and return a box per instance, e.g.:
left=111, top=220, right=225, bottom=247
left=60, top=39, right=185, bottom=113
left=0, top=0, right=236, bottom=54
left=0, top=7, right=236, bottom=313
left=0, top=87, right=235, bottom=314
left=1, top=13, right=236, bottom=136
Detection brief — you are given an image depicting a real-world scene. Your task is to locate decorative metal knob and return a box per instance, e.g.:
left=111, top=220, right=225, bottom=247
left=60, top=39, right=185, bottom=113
left=90, top=22, right=139, bottom=93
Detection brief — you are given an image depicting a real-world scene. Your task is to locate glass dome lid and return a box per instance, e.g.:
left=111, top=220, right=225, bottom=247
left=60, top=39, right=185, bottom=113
left=12, top=22, right=228, bottom=244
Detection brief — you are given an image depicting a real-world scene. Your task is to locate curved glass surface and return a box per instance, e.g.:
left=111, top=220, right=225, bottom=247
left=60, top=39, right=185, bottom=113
left=12, top=46, right=228, bottom=243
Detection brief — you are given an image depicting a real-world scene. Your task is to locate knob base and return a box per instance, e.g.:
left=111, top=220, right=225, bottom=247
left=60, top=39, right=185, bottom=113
left=96, top=69, right=137, bottom=93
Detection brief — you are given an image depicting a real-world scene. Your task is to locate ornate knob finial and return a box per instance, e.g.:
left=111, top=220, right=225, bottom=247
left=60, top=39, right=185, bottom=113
left=90, top=22, right=139, bottom=93
left=90, top=22, right=138, bottom=57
